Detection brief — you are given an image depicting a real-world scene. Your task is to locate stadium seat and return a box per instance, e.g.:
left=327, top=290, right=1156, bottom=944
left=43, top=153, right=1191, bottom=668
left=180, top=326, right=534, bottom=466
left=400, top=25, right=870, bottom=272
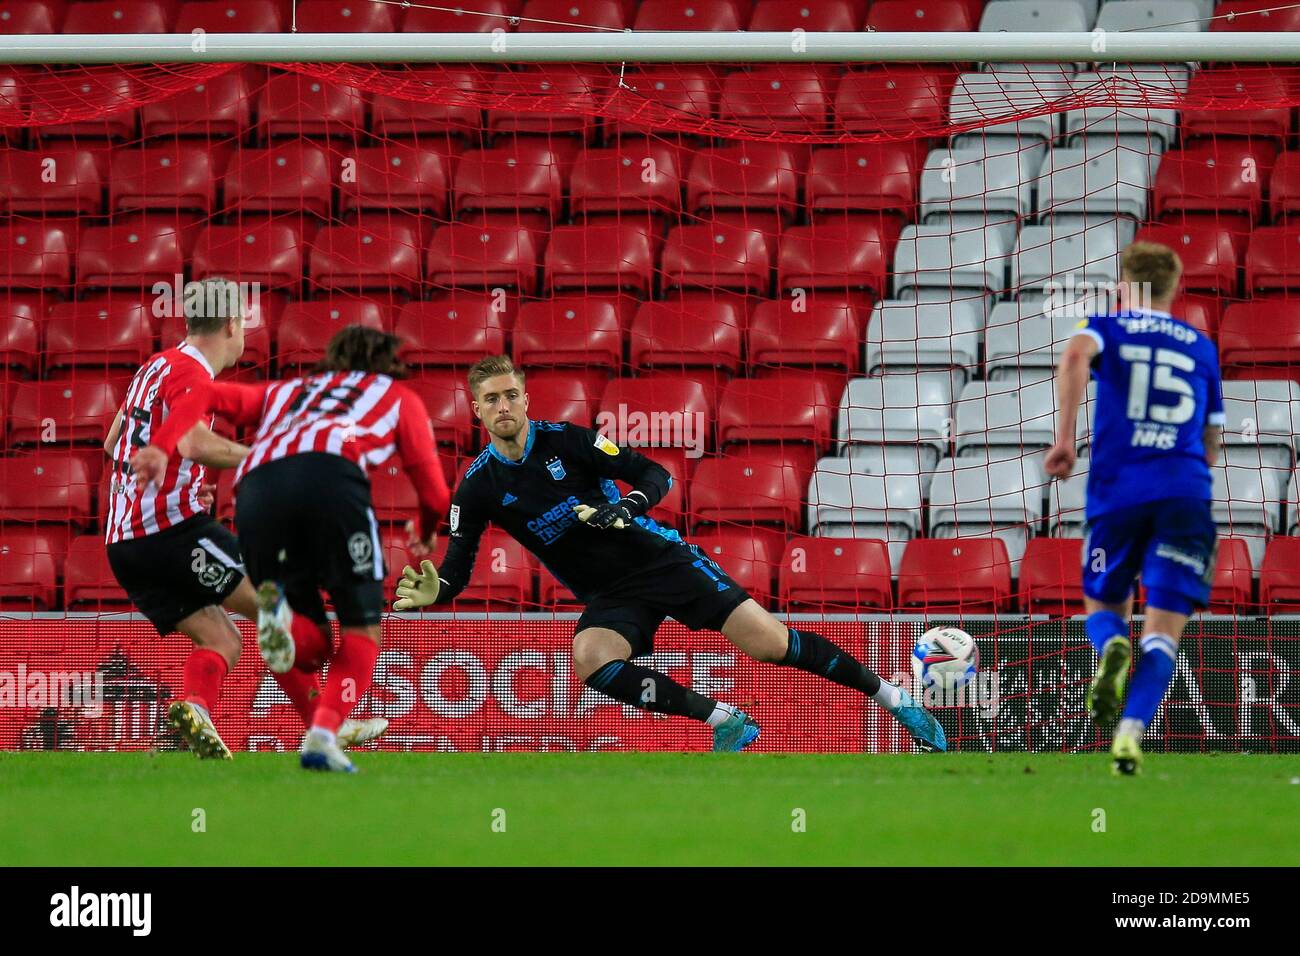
left=396, top=297, right=510, bottom=369
left=1181, top=69, right=1292, bottom=143
left=691, top=526, right=784, bottom=607
left=1170, top=293, right=1222, bottom=339
left=1095, top=0, right=1203, bottom=33
left=1153, top=144, right=1266, bottom=227
left=0, top=221, right=73, bottom=290
left=0, top=148, right=102, bottom=216
left=897, top=538, right=1014, bottom=612
left=77, top=222, right=184, bottom=290
left=222, top=141, right=333, bottom=219
left=454, top=143, right=565, bottom=221
left=140, top=67, right=254, bottom=138
left=837, top=371, right=957, bottom=471
left=524, top=371, right=603, bottom=425
left=545, top=224, right=657, bottom=295
left=866, top=299, right=983, bottom=378
left=1219, top=301, right=1300, bottom=378
left=805, top=456, right=924, bottom=568
left=1245, top=225, right=1300, bottom=295
left=109, top=144, right=219, bottom=214
left=1132, top=222, right=1239, bottom=296
left=258, top=72, right=366, bottom=140
left=338, top=145, right=449, bottom=216
left=1211, top=464, right=1279, bottom=569
left=1064, top=70, right=1180, bottom=151
left=276, top=299, right=385, bottom=373
left=1217, top=379, right=1299, bottom=476
left=8, top=381, right=123, bottom=447
left=779, top=536, right=892, bottom=611
left=309, top=222, right=422, bottom=295
left=0, top=300, right=39, bottom=376
left=718, top=66, right=831, bottom=134
left=193, top=221, right=305, bottom=291
left=599, top=374, right=716, bottom=454
left=569, top=144, right=683, bottom=220
left=176, top=0, right=284, bottom=32
left=514, top=296, right=633, bottom=370
left=747, top=298, right=861, bottom=372
left=368, top=458, right=418, bottom=526
left=405, top=371, right=477, bottom=450
left=893, top=222, right=1010, bottom=296
left=33, top=70, right=138, bottom=140
left=0, top=454, right=95, bottom=534
left=1209, top=537, right=1254, bottom=611
left=292, top=0, right=398, bottom=30
left=487, top=67, right=607, bottom=139
left=928, top=456, right=1046, bottom=572
left=837, top=67, right=957, bottom=137
left=62, top=1, right=172, bottom=34
left=918, top=143, right=1043, bottom=221
left=979, top=0, right=1093, bottom=32
left=777, top=222, right=894, bottom=302
left=518, top=0, right=625, bottom=30
left=44, top=299, right=154, bottom=373
left=1211, top=0, right=1300, bottom=31
left=687, top=144, right=804, bottom=223
left=865, top=0, right=976, bottom=30
left=1259, top=537, right=1300, bottom=608
left=1012, top=218, right=1129, bottom=295
left=158, top=291, right=280, bottom=373
left=371, top=68, right=485, bottom=138
left=630, top=299, right=743, bottom=374
left=64, top=534, right=131, bottom=608
left=1036, top=147, right=1154, bottom=222
left=606, top=69, right=718, bottom=137
left=632, top=0, right=744, bottom=30
left=0, top=0, right=61, bottom=33
left=691, top=447, right=807, bottom=530
left=402, top=0, right=517, bottom=30
left=1047, top=456, right=1088, bottom=537
left=953, top=378, right=1065, bottom=458
left=662, top=224, right=772, bottom=294
left=621, top=445, right=691, bottom=529
left=447, top=527, right=537, bottom=608
left=1019, top=537, right=1084, bottom=614
left=806, top=144, right=918, bottom=223
left=0, top=531, right=59, bottom=610
left=427, top=223, right=544, bottom=295
left=985, top=299, right=1087, bottom=382
left=717, top=372, right=837, bottom=452
left=1269, top=149, right=1300, bottom=224
left=948, top=69, right=1072, bottom=142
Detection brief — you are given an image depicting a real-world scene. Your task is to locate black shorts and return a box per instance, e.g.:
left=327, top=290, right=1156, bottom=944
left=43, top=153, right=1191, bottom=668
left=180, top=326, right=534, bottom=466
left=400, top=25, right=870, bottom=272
left=234, top=452, right=386, bottom=629
left=574, top=542, right=752, bottom=658
left=106, top=514, right=245, bottom=636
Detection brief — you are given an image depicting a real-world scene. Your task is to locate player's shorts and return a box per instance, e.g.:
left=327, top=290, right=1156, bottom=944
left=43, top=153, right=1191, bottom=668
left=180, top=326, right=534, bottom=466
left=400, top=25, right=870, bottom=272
left=1082, top=496, right=1218, bottom=614
left=234, top=452, right=386, bottom=629
left=574, top=542, right=752, bottom=657
left=106, top=514, right=245, bottom=636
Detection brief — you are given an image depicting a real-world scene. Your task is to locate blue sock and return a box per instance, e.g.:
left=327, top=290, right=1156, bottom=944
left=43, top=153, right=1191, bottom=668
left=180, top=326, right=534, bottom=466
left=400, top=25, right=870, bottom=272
left=1121, top=633, right=1179, bottom=730
left=1085, top=610, right=1128, bottom=657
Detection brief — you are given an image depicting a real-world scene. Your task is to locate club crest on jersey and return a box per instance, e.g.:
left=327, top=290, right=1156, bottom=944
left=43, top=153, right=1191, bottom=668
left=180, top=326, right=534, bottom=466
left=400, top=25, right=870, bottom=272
left=546, top=457, right=566, bottom=480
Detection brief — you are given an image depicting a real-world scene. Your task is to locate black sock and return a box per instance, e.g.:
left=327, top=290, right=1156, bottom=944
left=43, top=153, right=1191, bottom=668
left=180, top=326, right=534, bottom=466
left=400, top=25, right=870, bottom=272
left=585, top=660, right=718, bottom=723
left=781, top=627, right=882, bottom=697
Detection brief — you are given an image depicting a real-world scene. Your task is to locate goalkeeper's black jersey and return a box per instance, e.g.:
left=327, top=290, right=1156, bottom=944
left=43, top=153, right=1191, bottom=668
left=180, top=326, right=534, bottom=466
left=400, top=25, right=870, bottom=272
left=436, top=419, right=682, bottom=604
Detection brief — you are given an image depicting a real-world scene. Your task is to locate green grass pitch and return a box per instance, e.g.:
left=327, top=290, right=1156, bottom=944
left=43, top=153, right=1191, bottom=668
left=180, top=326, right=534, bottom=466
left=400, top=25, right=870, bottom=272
left=2, top=752, right=1297, bottom=866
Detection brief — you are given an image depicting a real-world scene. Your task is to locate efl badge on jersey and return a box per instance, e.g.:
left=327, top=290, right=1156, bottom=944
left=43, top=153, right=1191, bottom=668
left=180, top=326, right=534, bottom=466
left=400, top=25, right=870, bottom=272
left=594, top=434, right=620, bottom=457
left=449, top=504, right=460, bottom=532
left=546, top=457, right=566, bottom=480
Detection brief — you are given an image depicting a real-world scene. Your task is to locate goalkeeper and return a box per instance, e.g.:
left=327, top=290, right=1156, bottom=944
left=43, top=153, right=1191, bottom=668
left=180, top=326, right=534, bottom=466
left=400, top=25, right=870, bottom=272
left=394, top=356, right=945, bottom=752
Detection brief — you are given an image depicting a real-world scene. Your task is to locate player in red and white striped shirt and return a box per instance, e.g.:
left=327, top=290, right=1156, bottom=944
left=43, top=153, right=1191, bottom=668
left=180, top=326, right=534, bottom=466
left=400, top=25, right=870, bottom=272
left=134, top=325, right=451, bottom=772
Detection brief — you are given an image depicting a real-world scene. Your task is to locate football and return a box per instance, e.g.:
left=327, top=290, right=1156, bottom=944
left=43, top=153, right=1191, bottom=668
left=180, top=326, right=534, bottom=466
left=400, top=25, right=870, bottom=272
left=912, top=626, right=980, bottom=694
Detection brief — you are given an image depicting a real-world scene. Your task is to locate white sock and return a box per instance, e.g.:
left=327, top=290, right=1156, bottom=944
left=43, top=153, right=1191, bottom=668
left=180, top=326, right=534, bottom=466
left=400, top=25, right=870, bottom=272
left=872, top=681, right=902, bottom=710
left=308, top=726, right=337, bottom=746
left=1117, top=717, right=1146, bottom=739
left=705, top=702, right=738, bottom=728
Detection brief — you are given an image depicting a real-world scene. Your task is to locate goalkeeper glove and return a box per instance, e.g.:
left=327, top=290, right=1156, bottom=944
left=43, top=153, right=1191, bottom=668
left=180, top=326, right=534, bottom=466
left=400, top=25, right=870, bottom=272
left=393, top=559, right=442, bottom=610
left=573, top=492, right=648, bottom=531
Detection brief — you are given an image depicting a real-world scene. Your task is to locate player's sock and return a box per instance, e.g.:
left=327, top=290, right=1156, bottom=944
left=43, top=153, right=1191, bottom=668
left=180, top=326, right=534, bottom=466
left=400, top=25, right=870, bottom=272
left=272, top=667, right=322, bottom=725
left=1120, top=633, right=1178, bottom=731
left=312, top=631, right=380, bottom=733
left=780, top=627, right=898, bottom=706
left=585, top=659, right=718, bottom=722
left=291, top=615, right=331, bottom=672
left=183, top=647, right=228, bottom=712
left=1086, top=610, right=1129, bottom=657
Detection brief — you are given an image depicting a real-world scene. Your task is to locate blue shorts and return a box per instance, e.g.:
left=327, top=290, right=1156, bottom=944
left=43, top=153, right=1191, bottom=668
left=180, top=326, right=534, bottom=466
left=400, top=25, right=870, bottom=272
left=1082, top=497, right=1218, bottom=614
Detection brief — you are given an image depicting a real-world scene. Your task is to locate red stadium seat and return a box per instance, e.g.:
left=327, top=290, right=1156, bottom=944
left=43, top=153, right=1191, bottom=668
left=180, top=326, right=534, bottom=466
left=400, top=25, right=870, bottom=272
left=619, top=445, right=690, bottom=528
left=599, top=372, right=716, bottom=448
left=33, top=70, right=138, bottom=139
left=159, top=291, right=281, bottom=372
left=368, top=458, right=419, bottom=526
left=630, top=299, right=743, bottom=374
left=140, top=67, right=254, bottom=138
left=339, top=145, right=449, bottom=216
left=718, top=371, right=836, bottom=452
left=518, top=0, right=625, bottom=30
left=193, top=221, right=305, bottom=291
left=0, top=221, right=73, bottom=290
left=8, top=381, right=122, bottom=447
left=1153, top=144, right=1266, bottom=226
left=687, top=143, right=803, bottom=223
left=865, top=0, right=976, bottom=30
left=1260, top=537, right=1300, bottom=608
left=445, top=527, right=537, bottom=608
left=0, top=531, right=59, bottom=609
left=223, top=141, right=333, bottom=219
left=0, top=454, right=94, bottom=531
left=1132, top=222, right=1240, bottom=296
left=606, top=68, right=718, bottom=137
left=719, top=66, right=831, bottom=134
left=64, top=534, right=131, bottom=608
left=0, top=148, right=101, bottom=216
left=838, top=67, right=955, bottom=131
left=690, top=525, right=786, bottom=607
left=109, top=144, right=219, bottom=214
left=690, top=447, right=806, bottom=529
left=402, top=0, right=518, bottom=31
left=1245, top=225, right=1300, bottom=295
left=0, top=0, right=61, bottom=33
left=427, top=223, right=544, bottom=294
left=371, top=68, right=485, bottom=138
left=293, top=0, right=398, bottom=30
left=545, top=223, right=657, bottom=295
left=0, top=299, right=39, bottom=375
left=453, top=143, right=565, bottom=220
left=1170, top=293, right=1222, bottom=339
left=309, top=222, right=422, bottom=295
left=406, top=371, right=477, bottom=450
left=750, top=0, right=857, bottom=29
left=514, top=296, right=633, bottom=369
left=1019, top=537, right=1084, bottom=615
left=523, top=371, right=603, bottom=425
left=78, top=222, right=184, bottom=289
left=897, top=538, right=1014, bottom=612
left=397, top=296, right=510, bottom=369
left=747, top=298, right=861, bottom=372
left=487, top=67, right=608, bottom=139
left=777, top=222, right=893, bottom=301
left=276, top=299, right=385, bottom=372
left=662, top=224, right=772, bottom=294
left=62, top=1, right=171, bottom=34
left=538, top=564, right=584, bottom=608
left=44, top=299, right=154, bottom=373
left=175, top=1, right=284, bottom=32
left=1218, top=301, right=1300, bottom=376
left=258, top=72, right=366, bottom=139
left=569, top=145, right=683, bottom=218
left=1267, top=150, right=1300, bottom=222
left=807, top=143, right=918, bottom=223
left=779, top=536, right=892, bottom=611
left=1181, top=69, right=1293, bottom=143
left=1210, top=0, right=1300, bottom=32
left=1209, top=537, right=1254, bottom=610
left=633, top=0, right=743, bottom=29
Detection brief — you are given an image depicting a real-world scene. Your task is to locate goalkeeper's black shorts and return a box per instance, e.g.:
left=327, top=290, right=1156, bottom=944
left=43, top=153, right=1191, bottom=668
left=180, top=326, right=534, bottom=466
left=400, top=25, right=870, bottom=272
left=574, top=542, right=751, bottom=658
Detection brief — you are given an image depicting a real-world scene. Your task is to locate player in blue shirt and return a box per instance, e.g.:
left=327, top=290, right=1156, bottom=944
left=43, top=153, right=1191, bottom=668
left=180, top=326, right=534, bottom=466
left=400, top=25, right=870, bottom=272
left=1045, top=242, right=1225, bottom=775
